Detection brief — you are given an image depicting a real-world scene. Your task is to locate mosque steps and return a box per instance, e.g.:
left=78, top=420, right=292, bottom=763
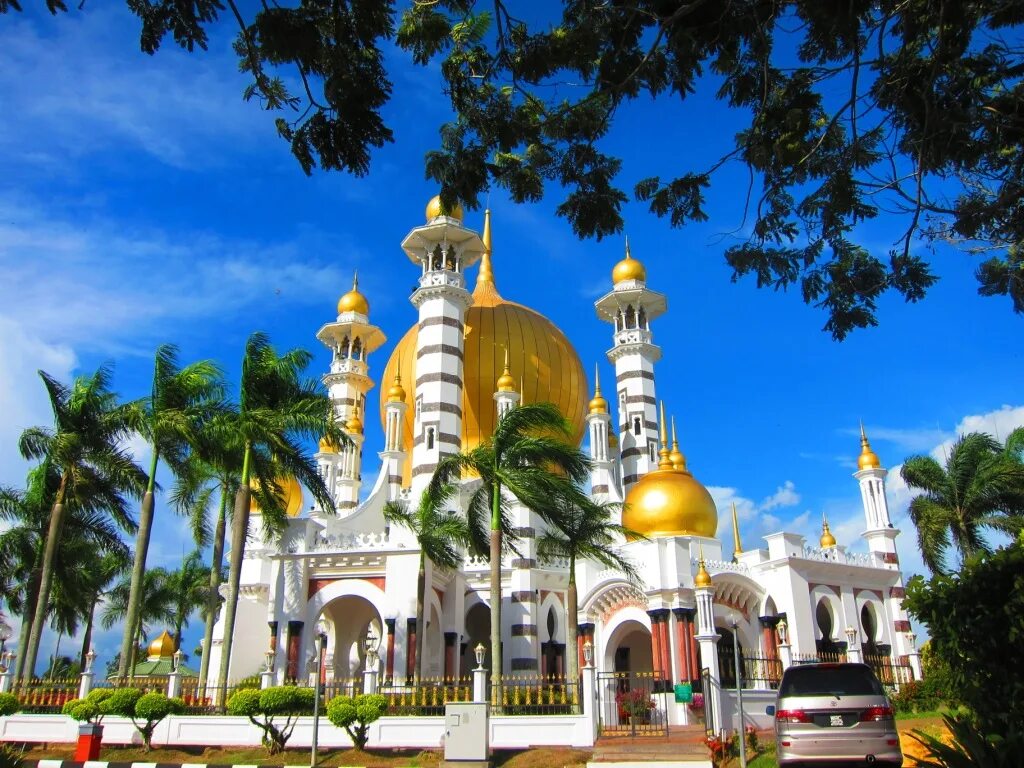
left=590, top=725, right=711, bottom=763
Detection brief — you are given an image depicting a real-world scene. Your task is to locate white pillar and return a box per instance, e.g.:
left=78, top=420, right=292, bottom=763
left=473, top=667, right=488, bottom=703
left=77, top=650, right=96, bottom=699
left=778, top=642, right=793, bottom=671
left=695, top=582, right=722, bottom=734
left=1, top=655, right=17, bottom=694
left=907, top=635, right=923, bottom=680
left=167, top=671, right=182, bottom=699
left=581, top=661, right=597, bottom=744
left=363, top=667, right=379, bottom=695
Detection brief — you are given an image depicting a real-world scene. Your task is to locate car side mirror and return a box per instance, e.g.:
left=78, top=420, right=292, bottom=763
left=765, top=705, right=776, bottom=716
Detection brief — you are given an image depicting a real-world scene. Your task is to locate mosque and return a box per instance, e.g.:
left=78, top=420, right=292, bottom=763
left=206, top=197, right=919, bottom=727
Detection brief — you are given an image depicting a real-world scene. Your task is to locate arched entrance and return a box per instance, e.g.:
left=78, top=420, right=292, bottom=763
left=716, top=625, right=743, bottom=688
left=461, top=602, right=490, bottom=675
left=598, top=615, right=666, bottom=735
left=318, top=595, right=382, bottom=680
left=604, top=619, right=655, bottom=678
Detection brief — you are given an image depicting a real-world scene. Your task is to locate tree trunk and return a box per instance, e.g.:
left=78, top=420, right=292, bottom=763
left=566, top=555, right=579, bottom=713
left=23, top=499, right=68, bottom=684
left=199, top=488, right=228, bottom=689
left=415, top=552, right=426, bottom=682
left=48, top=632, right=63, bottom=679
left=79, top=598, right=97, bottom=672
left=13, top=558, right=43, bottom=684
left=118, top=452, right=159, bottom=680
left=489, top=527, right=502, bottom=687
left=218, top=454, right=252, bottom=698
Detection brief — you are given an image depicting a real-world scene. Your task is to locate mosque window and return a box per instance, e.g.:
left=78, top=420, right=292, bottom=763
left=353, top=338, right=363, bottom=360
left=815, top=598, right=834, bottom=641
left=633, top=416, right=642, bottom=436
left=860, top=603, right=877, bottom=642
left=648, top=440, right=657, bottom=462
left=426, top=426, right=436, bottom=450
left=431, top=244, right=443, bottom=271
left=625, top=305, right=636, bottom=328
left=638, top=307, right=647, bottom=329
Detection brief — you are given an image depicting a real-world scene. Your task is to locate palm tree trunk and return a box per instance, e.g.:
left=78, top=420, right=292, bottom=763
left=489, top=482, right=503, bottom=685
left=47, top=632, right=63, bottom=679
left=566, top=554, right=579, bottom=713
left=118, top=450, right=159, bottom=679
left=199, top=489, right=228, bottom=689
left=415, top=552, right=426, bottom=682
left=218, top=448, right=252, bottom=699
left=23, top=498, right=67, bottom=685
left=79, top=598, right=97, bottom=671
left=13, top=560, right=42, bottom=684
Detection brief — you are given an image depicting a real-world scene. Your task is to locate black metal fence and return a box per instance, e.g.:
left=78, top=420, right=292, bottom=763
left=596, top=670, right=668, bottom=736
left=864, top=654, right=914, bottom=690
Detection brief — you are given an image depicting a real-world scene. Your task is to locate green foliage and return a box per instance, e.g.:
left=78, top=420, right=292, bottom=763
left=905, top=543, right=1024, bottom=735
left=910, top=714, right=1024, bottom=767
left=130, top=693, right=185, bottom=750
left=62, top=688, right=114, bottom=723
left=0, top=743, right=24, bottom=768
left=0, top=692, right=19, bottom=717
left=227, top=685, right=314, bottom=754
left=326, top=694, right=387, bottom=750
left=103, top=686, right=143, bottom=717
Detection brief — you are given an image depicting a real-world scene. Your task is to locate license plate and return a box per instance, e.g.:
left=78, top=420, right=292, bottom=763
left=830, top=715, right=844, bottom=727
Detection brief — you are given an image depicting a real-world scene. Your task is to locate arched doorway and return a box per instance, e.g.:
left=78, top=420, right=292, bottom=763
left=598, top=618, right=666, bottom=735
left=461, top=602, right=490, bottom=675
left=319, top=595, right=382, bottom=681
left=716, top=625, right=744, bottom=688
left=605, top=619, right=655, bottom=679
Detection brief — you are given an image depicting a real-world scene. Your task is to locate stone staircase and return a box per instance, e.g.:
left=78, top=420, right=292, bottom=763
left=587, top=725, right=712, bottom=767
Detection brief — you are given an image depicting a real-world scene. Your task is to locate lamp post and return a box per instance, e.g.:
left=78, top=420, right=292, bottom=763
left=583, top=640, right=593, bottom=667
left=474, top=643, right=486, bottom=670
left=730, top=615, right=747, bottom=768
left=310, top=621, right=328, bottom=768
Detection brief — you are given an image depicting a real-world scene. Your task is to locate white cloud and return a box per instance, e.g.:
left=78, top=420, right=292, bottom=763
left=759, top=480, right=800, bottom=511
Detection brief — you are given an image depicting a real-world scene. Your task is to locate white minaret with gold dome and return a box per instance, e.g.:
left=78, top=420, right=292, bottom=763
left=594, top=240, right=667, bottom=493
left=380, top=370, right=408, bottom=501
left=316, top=274, right=386, bottom=510
left=587, top=365, right=622, bottom=503
left=402, top=196, right=485, bottom=498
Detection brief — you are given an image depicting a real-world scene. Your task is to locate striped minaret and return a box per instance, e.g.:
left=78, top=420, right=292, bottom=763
left=381, top=369, right=408, bottom=502
left=587, top=365, right=622, bottom=503
left=401, top=196, right=484, bottom=498
left=315, top=273, right=386, bottom=511
left=593, top=239, right=667, bottom=494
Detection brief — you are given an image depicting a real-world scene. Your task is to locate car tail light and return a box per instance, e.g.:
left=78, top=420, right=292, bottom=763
left=860, top=706, right=894, bottom=721
left=776, top=709, right=812, bottom=723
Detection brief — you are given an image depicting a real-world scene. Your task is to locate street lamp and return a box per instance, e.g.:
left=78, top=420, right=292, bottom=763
left=583, top=640, right=593, bottom=667
left=776, top=618, right=788, bottom=646
left=730, top=614, right=747, bottom=768
left=364, top=626, right=378, bottom=667
left=474, top=643, right=486, bottom=670
left=845, top=626, right=856, bottom=649
left=310, top=620, right=328, bottom=768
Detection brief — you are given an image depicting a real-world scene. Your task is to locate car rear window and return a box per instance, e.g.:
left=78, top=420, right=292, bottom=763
left=779, top=666, right=885, bottom=697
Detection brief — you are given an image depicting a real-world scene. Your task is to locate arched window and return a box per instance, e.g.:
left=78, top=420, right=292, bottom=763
left=816, top=598, right=834, bottom=641
left=426, top=427, right=435, bottom=450
left=633, top=416, right=642, bottom=436
left=431, top=244, right=443, bottom=271
left=625, top=305, right=636, bottom=328
left=445, top=246, right=456, bottom=272
left=638, top=307, right=647, bottom=329
left=352, top=338, right=363, bottom=360
left=340, top=336, right=350, bottom=358
left=860, top=603, right=879, bottom=656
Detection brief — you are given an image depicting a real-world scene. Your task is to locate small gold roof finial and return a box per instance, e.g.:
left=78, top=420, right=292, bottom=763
left=337, top=269, right=369, bottom=315
left=858, top=420, right=882, bottom=470
left=387, top=361, right=406, bottom=403
left=612, top=235, right=647, bottom=284
left=669, top=415, right=687, bottom=471
left=658, top=401, right=673, bottom=469
left=475, top=207, right=497, bottom=294
left=695, top=544, right=713, bottom=588
left=588, top=363, right=608, bottom=414
left=820, top=512, right=837, bottom=548
left=496, top=347, right=516, bottom=392
left=731, top=501, right=743, bottom=558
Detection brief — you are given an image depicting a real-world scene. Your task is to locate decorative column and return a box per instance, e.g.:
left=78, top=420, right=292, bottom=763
left=286, top=621, right=303, bottom=681
left=777, top=619, right=793, bottom=671
left=406, top=618, right=417, bottom=684
left=472, top=644, right=488, bottom=703
left=906, top=633, right=923, bottom=680
left=77, top=650, right=95, bottom=699
left=167, top=650, right=184, bottom=698
left=673, top=608, right=692, bottom=682
left=577, top=623, right=595, bottom=675
left=650, top=609, right=671, bottom=689
left=384, top=619, right=396, bottom=684
left=581, top=640, right=597, bottom=740
left=648, top=610, right=665, bottom=690
left=693, top=557, right=722, bottom=734
left=261, top=650, right=276, bottom=690
left=444, top=632, right=458, bottom=679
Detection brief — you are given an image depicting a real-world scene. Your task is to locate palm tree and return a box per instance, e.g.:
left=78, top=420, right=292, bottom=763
left=0, top=456, right=135, bottom=683
left=215, top=332, right=343, bottom=690
left=116, top=345, right=223, bottom=679
left=167, top=550, right=213, bottom=651
left=384, top=482, right=470, bottom=681
left=77, top=552, right=130, bottom=670
left=429, top=402, right=591, bottom=680
left=901, top=430, right=1024, bottom=574
left=536, top=497, right=642, bottom=694
left=103, top=566, right=177, bottom=673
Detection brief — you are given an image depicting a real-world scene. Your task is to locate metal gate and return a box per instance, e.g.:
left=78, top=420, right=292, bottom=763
left=596, top=671, right=669, bottom=736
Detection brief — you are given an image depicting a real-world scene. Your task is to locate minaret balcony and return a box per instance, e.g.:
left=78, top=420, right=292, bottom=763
left=328, top=357, right=369, bottom=376
left=614, top=328, right=654, bottom=346
left=417, top=269, right=465, bottom=291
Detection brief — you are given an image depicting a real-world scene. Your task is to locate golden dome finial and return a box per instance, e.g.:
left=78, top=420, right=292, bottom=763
left=820, top=512, right=837, bottom=548
left=657, top=401, right=673, bottom=469
left=426, top=193, right=465, bottom=222
left=474, top=207, right=498, bottom=297
left=346, top=404, right=364, bottom=435
left=694, top=545, right=713, bottom=588
left=496, top=347, right=516, bottom=392
left=387, top=363, right=407, bottom=403
left=318, top=434, right=339, bottom=453
left=669, top=415, right=687, bottom=471
left=612, top=236, right=647, bottom=284
left=731, top=501, right=743, bottom=557
left=148, top=630, right=175, bottom=659
left=588, top=363, right=608, bottom=414
left=337, top=270, right=370, bottom=315
left=858, top=420, right=882, bottom=470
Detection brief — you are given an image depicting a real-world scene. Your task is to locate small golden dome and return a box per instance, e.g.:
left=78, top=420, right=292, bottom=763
left=337, top=272, right=369, bottom=316
left=250, top=476, right=304, bottom=518
left=346, top=411, right=364, bottom=434
left=318, top=435, right=339, bottom=453
left=426, top=194, right=465, bottom=222
left=694, top=555, right=713, bottom=588
left=858, top=422, right=882, bottom=470
left=623, top=467, right=718, bottom=538
left=588, top=364, right=608, bottom=414
left=148, top=630, right=175, bottom=659
left=820, top=514, right=837, bottom=548
left=387, top=372, right=407, bottom=403
left=496, top=349, right=516, bottom=392
left=611, top=237, right=646, bottom=284
left=608, top=432, right=619, bottom=448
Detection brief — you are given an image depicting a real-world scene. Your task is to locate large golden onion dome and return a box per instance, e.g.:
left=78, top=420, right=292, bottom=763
left=611, top=238, right=646, bottom=284
left=148, top=630, right=175, bottom=659
left=380, top=211, right=586, bottom=483
left=337, top=272, right=370, bottom=316
left=249, top=476, right=304, bottom=517
left=623, top=465, right=718, bottom=538
left=857, top=423, right=882, bottom=470
left=426, top=194, right=465, bottom=222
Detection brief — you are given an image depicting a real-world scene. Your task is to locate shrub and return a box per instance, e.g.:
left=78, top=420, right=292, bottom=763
left=0, top=693, right=20, bottom=717
left=326, top=694, right=387, bottom=750
left=62, top=688, right=113, bottom=724
left=103, top=687, right=143, bottom=718
left=227, top=686, right=314, bottom=754
left=0, top=743, right=24, bottom=768
left=130, top=693, right=184, bottom=750
left=910, top=714, right=1024, bottom=767
left=745, top=724, right=759, bottom=754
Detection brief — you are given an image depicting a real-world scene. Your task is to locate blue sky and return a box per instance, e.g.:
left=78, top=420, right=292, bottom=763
left=1, top=3, right=1022, bottom=673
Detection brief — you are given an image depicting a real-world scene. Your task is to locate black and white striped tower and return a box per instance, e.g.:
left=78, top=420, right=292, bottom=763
left=586, top=365, right=622, bottom=503
left=381, top=371, right=409, bottom=502
left=593, top=239, right=667, bottom=494
left=316, top=274, right=386, bottom=511
left=400, top=196, right=485, bottom=499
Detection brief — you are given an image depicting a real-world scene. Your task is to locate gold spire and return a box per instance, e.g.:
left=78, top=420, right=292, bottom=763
left=858, top=421, right=882, bottom=470
left=694, top=544, right=713, bottom=588
left=820, top=512, right=837, bottom=548
left=588, top=363, right=608, bottom=414
left=519, top=375, right=525, bottom=404
left=496, top=347, right=516, bottom=392
left=658, top=401, right=673, bottom=469
left=475, top=207, right=497, bottom=295
left=337, top=270, right=369, bottom=315
left=669, top=415, right=687, bottom=471
left=731, top=502, right=743, bottom=556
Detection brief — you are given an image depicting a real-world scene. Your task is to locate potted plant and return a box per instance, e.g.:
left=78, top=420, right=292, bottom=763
left=615, top=688, right=655, bottom=724
left=689, top=692, right=704, bottom=712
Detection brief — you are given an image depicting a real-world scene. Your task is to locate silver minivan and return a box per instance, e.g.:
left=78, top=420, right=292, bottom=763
left=771, top=662, right=903, bottom=767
